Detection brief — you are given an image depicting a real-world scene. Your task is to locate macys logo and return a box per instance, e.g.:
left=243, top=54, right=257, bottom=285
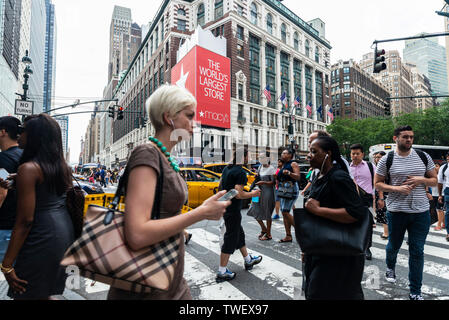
left=199, top=110, right=230, bottom=124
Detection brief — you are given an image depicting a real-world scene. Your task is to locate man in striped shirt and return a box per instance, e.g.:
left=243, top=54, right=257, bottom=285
left=374, top=126, right=438, bottom=300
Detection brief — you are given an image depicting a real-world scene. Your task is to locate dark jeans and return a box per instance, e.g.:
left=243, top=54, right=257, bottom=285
left=386, top=211, right=430, bottom=295
left=444, top=188, right=449, bottom=235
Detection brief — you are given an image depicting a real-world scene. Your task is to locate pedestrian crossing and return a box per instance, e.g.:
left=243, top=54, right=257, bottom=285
left=1, top=217, right=449, bottom=300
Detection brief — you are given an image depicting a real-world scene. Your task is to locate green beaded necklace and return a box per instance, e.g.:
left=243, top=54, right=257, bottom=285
left=149, top=136, right=180, bottom=173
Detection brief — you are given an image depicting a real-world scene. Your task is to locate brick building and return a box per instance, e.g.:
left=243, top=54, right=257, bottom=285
left=330, top=60, right=390, bottom=120
left=100, top=0, right=332, bottom=166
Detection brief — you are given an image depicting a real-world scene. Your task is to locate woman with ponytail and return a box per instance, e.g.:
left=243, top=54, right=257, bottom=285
left=303, top=136, right=367, bottom=300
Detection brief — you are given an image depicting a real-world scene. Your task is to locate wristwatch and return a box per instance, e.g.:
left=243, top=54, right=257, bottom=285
left=379, top=198, right=385, bottom=201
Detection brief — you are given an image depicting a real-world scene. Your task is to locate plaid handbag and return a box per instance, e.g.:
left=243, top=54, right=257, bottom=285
left=61, top=153, right=181, bottom=293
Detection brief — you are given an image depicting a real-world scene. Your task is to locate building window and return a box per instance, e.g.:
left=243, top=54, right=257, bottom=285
left=238, top=84, right=244, bottom=100
left=197, top=3, right=205, bottom=26
left=250, top=2, right=258, bottom=25
left=178, top=8, right=186, bottom=16
left=305, top=40, right=310, bottom=57
left=293, top=32, right=299, bottom=51
left=237, top=44, right=244, bottom=58
left=178, top=19, right=186, bottom=31
left=237, top=4, right=243, bottom=17
left=315, top=46, right=320, bottom=63
left=343, top=67, right=350, bottom=74
left=237, top=25, right=244, bottom=40
left=281, top=23, right=287, bottom=43
left=266, top=13, right=273, bottom=34
left=215, top=0, right=223, bottom=20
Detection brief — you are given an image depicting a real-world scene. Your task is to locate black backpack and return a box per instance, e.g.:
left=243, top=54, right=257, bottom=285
left=385, top=149, right=429, bottom=184
left=442, top=163, right=449, bottom=180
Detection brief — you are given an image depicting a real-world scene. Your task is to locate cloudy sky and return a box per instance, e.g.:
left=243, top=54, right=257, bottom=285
left=51, top=0, right=446, bottom=164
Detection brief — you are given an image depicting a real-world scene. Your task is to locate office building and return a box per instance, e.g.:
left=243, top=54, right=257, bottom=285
left=94, top=0, right=332, bottom=168
left=331, top=60, right=390, bottom=120
left=403, top=34, right=448, bottom=100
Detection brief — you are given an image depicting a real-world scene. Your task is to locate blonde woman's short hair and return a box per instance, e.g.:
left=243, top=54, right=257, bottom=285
left=146, top=84, right=197, bottom=131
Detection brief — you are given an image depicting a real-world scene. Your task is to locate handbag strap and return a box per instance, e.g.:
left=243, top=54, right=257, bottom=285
left=104, top=150, right=164, bottom=225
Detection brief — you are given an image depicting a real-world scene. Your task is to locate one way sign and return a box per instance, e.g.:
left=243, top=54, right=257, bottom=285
left=15, top=100, right=34, bottom=116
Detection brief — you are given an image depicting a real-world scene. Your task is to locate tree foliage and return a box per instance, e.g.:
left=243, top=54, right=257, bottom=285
left=327, top=101, right=449, bottom=157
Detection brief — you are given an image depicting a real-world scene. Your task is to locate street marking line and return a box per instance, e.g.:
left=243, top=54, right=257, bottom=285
left=371, top=236, right=449, bottom=261
left=189, top=228, right=303, bottom=300
left=184, top=252, right=250, bottom=300
left=85, top=279, right=110, bottom=294
left=369, top=247, right=447, bottom=297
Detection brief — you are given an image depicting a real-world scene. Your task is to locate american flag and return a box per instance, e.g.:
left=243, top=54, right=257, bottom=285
left=263, top=85, right=271, bottom=102
left=306, top=103, right=312, bottom=116
left=327, top=106, right=334, bottom=122
left=294, top=96, right=301, bottom=106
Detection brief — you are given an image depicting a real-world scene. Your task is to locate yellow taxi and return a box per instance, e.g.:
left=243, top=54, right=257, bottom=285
left=180, top=167, right=251, bottom=209
left=203, top=163, right=256, bottom=186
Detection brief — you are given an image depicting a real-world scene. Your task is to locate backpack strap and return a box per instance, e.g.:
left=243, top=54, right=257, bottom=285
left=385, top=151, right=394, bottom=185
left=367, top=162, right=375, bottom=188
left=415, top=149, right=429, bottom=169
left=442, top=163, right=448, bottom=180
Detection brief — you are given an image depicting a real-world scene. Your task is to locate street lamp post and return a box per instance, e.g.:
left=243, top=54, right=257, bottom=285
left=281, top=106, right=300, bottom=159
left=17, top=50, right=33, bottom=121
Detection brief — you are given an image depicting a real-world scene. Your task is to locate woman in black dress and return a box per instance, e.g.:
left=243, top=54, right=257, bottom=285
left=304, top=136, right=367, bottom=300
left=0, top=114, right=74, bottom=300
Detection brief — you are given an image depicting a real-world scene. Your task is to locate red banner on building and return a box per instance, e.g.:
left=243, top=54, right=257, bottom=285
left=171, top=45, right=231, bottom=129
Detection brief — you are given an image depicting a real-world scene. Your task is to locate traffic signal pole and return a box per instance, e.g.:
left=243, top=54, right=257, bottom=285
left=373, top=31, right=449, bottom=45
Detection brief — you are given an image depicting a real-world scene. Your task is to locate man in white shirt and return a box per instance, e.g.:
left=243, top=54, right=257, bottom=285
left=375, top=126, right=437, bottom=300
left=438, top=153, right=449, bottom=242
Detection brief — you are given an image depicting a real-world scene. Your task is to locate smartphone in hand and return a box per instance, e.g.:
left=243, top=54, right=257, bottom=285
left=218, top=189, right=239, bottom=202
left=0, top=169, right=9, bottom=181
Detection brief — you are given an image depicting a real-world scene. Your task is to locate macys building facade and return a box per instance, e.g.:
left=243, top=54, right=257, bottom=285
left=98, top=0, right=332, bottom=167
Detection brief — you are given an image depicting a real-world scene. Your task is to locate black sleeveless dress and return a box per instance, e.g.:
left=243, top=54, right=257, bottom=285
left=8, top=183, right=75, bottom=299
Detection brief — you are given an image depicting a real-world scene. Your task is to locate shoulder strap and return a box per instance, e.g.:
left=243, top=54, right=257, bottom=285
left=415, top=149, right=429, bottom=169
left=367, top=162, right=374, bottom=188
left=443, top=163, right=448, bottom=179
left=104, top=151, right=164, bottom=225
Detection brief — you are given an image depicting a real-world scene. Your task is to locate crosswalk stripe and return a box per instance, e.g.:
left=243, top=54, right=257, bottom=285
left=189, top=228, right=304, bottom=300
left=184, top=252, right=250, bottom=300
left=371, top=234, right=449, bottom=261
left=369, top=247, right=446, bottom=297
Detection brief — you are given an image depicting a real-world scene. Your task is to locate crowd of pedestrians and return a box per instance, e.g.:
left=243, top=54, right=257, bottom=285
left=0, top=85, right=447, bottom=301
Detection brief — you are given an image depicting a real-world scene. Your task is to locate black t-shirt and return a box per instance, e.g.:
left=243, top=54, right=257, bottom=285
left=309, top=165, right=365, bottom=222
left=0, top=146, right=23, bottom=230
left=220, top=165, right=248, bottom=214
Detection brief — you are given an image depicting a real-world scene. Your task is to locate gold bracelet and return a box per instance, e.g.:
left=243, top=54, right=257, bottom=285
left=0, top=263, right=14, bottom=274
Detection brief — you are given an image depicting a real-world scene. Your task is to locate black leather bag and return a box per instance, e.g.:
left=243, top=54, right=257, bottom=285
left=293, top=207, right=370, bottom=256
left=277, top=181, right=296, bottom=199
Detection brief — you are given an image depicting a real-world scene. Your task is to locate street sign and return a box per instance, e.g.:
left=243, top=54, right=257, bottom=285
left=15, top=100, right=34, bottom=116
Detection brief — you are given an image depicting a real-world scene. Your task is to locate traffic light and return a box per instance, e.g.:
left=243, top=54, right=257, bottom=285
left=108, top=106, right=115, bottom=118
left=117, top=107, right=124, bottom=121
left=373, top=47, right=387, bottom=74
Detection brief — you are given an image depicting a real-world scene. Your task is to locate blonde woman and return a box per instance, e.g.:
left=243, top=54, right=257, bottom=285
left=107, top=85, right=231, bottom=300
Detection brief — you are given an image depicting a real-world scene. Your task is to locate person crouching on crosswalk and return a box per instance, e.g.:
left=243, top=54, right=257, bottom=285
left=216, top=145, right=263, bottom=282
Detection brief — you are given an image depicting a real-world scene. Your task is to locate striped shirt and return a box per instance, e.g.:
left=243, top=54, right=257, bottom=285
left=376, top=148, right=435, bottom=213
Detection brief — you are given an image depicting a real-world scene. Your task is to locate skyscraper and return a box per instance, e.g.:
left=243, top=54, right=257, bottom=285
left=108, top=6, right=132, bottom=82
left=403, top=34, right=449, bottom=99
left=0, top=0, right=22, bottom=116
left=43, top=0, right=57, bottom=112
left=28, top=0, right=47, bottom=114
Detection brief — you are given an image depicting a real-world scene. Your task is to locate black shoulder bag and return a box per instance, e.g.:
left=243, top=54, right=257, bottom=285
left=293, top=170, right=370, bottom=257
